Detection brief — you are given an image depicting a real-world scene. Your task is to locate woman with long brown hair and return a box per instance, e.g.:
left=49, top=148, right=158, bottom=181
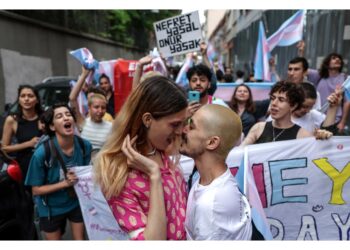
left=1, top=85, right=43, bottom=178
left=229, top=84, right=271, bottom=136
left=229, top=84, right=259, bottom=136
left=94, top=76, right=188, bottom=240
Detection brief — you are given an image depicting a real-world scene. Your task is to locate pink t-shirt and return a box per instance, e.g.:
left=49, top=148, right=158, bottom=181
left=108, top=155, right=187, bottom=240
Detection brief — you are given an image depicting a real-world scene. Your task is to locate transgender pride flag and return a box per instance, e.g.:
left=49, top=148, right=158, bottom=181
left=206, top=41, right=217, bottom=67
left=254, top=21, right=271, bottom=81
left=94, top=59, right=117, bottom=90
left=175, top=56, right=194, bottom=88
left=69, top=80, right=88, bottom=117
left=235, top=148, right=273, bottom=240
left=267, top=10, right=305, bottom=51
left=70, top=48, right=99, bottom=84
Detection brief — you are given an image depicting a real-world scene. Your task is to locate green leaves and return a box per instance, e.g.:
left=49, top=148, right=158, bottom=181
left=9, top=10, right=181, bottom=50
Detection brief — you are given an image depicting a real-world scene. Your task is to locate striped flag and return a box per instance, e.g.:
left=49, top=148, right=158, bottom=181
left=206, top=41, right=217, bottom=67
left=217, top=55, right=225, bottom=73
left=175, top=56, right=194, bottom=88
left=267, top=10, right=305, bottom=51
left=152, top=57, right=168, bottom=77
left=150, top=48, right=168, bottom=77
left=319, top=76, right=350, bottom=113
left=94, top=59, right=117, bottom=90
left=342, top=76, right=350, bottom=101
left=70, top=48, right=99, bottom=84
left=235, top=148, right=273, bottom=240
left=254, top=21, right=271, bottom=81
left=69, top=80, right=88, bottom=117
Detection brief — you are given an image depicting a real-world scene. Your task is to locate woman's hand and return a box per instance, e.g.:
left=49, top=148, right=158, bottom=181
left=327, top=86, right=343, bottom=107
left=138, top=55, right=153, bottom=67
left=314, top=129, right=333, bottom=140
left=27, top=136, right=40, bottom=148
left=122, top=135, right=160, bottom=179
left=65, top=170, right=78, bottom=187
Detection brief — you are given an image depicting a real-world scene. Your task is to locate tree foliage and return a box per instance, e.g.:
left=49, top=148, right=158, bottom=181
left=8, top=10, right=181, bottom=50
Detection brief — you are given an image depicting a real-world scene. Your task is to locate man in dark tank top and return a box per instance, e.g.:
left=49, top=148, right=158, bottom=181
left=241, top=81, right=332, bottom=145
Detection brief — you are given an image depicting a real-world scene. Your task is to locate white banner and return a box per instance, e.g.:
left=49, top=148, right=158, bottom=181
left=154, top=11, right=202, bottom=57
left=72, top=165, right=128, bottom=240
left=225, top=136, right=350, bottom=240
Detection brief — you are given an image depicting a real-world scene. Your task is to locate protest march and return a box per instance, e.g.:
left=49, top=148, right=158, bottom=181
left=1, top=9, right=350, bottom=241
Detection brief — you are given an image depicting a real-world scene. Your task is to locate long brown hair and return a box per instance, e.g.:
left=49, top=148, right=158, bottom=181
left=229, top=84, right=255, bottom=114
left=94, top=76, right=187, bottom=199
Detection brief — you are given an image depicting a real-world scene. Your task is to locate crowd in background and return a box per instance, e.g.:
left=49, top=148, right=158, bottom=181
left=0, top=38, right=349, bottom=240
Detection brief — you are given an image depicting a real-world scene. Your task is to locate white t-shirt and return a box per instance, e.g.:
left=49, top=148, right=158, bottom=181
left=292, top=109, right=326, bottom=133
left=266, top=109, right=325, bottom=134
left=81, top=117, right=112, bottom=150
left=179, top=155, right=194, bottom=183
left=210, top=96, right=229, bottom=108
left=185, top=168, right=252, bottom=240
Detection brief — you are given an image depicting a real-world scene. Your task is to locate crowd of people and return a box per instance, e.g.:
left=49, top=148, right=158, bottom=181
left=0, top=39, right=349, bottom=240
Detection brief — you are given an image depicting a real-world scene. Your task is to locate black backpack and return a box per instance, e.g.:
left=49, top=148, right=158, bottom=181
left=0, top=149, right=37, bottom=240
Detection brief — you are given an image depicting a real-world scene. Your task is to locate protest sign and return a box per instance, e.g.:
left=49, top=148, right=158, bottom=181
left=72, top=165, right=128, bottom=240
left=226, top=137, right=350, bottom=240
left=154, top=11, right=202, bottom=57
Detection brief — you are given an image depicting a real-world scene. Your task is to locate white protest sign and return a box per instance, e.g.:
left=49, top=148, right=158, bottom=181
left=154, top=11, right=202, bottom=57
left=72, top=165, right=129, bottom=240
left=225, top=137, right=350, bottom=240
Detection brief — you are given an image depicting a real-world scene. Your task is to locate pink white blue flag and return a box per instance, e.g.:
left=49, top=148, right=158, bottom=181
left=175, top=56, right=194, bottom=88
left=267, top=10, right=305, bottom=51
left=342, top=76, right=350, bottom=101
left=206, top=41, right=217, bottom=67
left=69, top=80, right=88, bottom=117
left=149, top=47, right=168, bottom=77
left=235, top=149, right=273, bottom=240
left=70, top=48, right=99, bottom=84
left=152, top=57, right=168, bottom=77
left=254, top=21, right=271, bottom=81
left=217, top=55, right=225, bottom=73
left=94, top=59, right=117, bottom=90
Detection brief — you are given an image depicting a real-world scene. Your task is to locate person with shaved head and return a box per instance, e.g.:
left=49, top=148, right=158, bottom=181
left=180, top=104, right=252, bottom=240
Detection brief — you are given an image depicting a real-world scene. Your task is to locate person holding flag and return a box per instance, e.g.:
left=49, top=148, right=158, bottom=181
left=254, top=10, right=306, bottom=82
left=69, top=66, right=112, bottom=154
left=254, top=21, right=271, bottom=82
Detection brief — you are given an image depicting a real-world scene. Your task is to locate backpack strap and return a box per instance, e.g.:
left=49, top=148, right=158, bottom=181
left=42, top=138, right=54, bottom=220
left=50, top=139, right=68, bottom=176
left=75, top=135, right=86, bottom=159
left=43, top=139, right=51, bottom=170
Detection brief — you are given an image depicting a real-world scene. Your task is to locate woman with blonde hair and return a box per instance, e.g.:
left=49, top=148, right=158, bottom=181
left=94, top=75, right=188, bottom=240
left=69, top=67, right=112, bottom=153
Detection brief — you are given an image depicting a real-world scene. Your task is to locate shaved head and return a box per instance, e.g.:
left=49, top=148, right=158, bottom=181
left=197, top=104, right=242, bottom=158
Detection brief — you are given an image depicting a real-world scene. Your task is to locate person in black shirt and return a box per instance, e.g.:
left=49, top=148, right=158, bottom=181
left=99, top=74, right=115, bottom=117
left=241, top=81, right=332, bottom=145
left=1, top=85, right=43, bottom=178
